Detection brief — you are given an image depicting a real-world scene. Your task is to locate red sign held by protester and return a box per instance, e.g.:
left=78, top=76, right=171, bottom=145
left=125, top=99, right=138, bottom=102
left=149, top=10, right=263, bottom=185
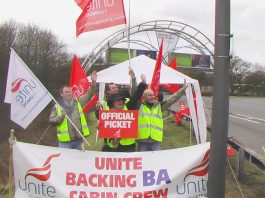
left=98, top=110, right=138, bottom=138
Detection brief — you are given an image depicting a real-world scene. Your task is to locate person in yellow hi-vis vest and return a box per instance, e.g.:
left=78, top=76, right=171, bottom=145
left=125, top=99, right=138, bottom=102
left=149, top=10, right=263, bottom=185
left=137, top=80, right=188, bottom=151
left=95, top=73, right=147, bottom=152
left=49, top=71, right=97, bottom=150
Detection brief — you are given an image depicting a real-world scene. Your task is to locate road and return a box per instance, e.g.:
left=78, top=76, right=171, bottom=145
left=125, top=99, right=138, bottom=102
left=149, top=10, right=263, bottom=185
left=203, top=97, right=265, bottom=157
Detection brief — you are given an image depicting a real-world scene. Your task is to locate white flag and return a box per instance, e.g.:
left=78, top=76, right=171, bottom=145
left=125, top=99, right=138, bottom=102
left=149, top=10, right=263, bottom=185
left=4, top=48, right=52, bottom=128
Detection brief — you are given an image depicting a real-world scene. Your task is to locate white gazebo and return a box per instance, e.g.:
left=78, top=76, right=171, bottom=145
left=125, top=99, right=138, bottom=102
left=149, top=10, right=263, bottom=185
left=90, top=55, right=207, bottom=143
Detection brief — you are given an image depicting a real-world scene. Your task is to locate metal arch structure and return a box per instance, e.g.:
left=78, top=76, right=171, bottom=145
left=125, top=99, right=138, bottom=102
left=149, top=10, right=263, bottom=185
left=83, top=20, right=214, bottom=72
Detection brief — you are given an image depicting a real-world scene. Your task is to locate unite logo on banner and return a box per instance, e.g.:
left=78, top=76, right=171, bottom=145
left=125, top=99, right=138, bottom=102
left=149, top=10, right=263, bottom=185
left=16, top=153, right=60, bottom=198
left=175, top=149, right=209, bottom=197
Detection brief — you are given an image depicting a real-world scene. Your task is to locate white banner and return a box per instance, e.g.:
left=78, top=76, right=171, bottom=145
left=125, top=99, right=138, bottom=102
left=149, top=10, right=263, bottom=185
left=156, top=32, right=179, bottom=57
left=13, top=142, right=210, bottom=198
left=4, top=49, right=52, bottom=128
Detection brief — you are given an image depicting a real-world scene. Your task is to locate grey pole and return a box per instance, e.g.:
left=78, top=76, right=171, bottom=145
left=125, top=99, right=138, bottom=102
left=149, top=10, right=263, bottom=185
left=208, top=0, right=231, bottom=197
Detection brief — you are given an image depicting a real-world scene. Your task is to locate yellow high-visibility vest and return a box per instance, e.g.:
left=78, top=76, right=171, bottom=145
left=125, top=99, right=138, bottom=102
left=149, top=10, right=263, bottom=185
left=138, top=103, right=163, bottom=142
left=55, top=101, right=89, bottom=142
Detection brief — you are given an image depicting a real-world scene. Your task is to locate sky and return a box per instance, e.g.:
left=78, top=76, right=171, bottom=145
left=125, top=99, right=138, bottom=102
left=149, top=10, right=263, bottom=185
left=1, top=0, right=265, bottom=65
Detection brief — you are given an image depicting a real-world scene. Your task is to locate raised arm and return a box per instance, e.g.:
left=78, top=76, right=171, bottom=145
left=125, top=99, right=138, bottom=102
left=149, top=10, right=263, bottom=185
left=162, top=80, right=188, bottom=111
left=126, top=74, right=147, bottom=110
left=79, top=70, right=97, bottom=106
left=129, top=67, right=137, bottom=96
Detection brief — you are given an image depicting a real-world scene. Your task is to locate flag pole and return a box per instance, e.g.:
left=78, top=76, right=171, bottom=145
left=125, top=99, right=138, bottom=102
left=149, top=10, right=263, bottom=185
left=125, top=0, right=133, bottom=90
left=10, top=48, right=90, bottom=148
left=126, top=0, right=131, bottom=68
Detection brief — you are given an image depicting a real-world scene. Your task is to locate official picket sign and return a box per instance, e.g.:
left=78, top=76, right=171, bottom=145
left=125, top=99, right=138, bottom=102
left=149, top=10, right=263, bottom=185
left=98, top=110, right=138, bottom=138
left=13, top=141, right=210, bottom=198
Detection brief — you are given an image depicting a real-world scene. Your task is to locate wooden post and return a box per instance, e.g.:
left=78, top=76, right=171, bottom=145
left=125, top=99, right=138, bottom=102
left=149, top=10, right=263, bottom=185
left=237, top=148, right=245, bottom=180
left=9, top=129, right=15, bottom=198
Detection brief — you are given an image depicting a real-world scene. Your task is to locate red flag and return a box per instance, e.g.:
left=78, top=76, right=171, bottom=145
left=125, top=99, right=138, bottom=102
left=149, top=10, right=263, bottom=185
left=69, top=55, right=90, bottom=98
left=76, top=0, right=126, bottom=36
left=162, top=57, right=179, bottom=93
left=69, top=55, right=98, bottom=113
left=82, top=93, right=98, bottom=113
left=74, top=0, right=91, bottom=10
left=150, top=40, right=163, bottom=96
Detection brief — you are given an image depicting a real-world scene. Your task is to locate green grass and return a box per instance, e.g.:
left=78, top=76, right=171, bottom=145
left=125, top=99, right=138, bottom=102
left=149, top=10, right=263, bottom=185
left=1, top=112, right=265, bottom=197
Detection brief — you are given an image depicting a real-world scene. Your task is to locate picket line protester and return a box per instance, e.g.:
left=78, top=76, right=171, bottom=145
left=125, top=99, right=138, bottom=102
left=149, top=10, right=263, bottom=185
left=13, top=141, right=210, bottom=198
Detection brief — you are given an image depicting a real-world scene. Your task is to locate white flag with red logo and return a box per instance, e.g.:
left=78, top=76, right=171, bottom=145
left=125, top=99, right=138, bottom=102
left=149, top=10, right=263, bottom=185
left=150, top=40, right=163, bottom=96
left=4, top=48, right=52, bottom=128
left=76, top=0, right=126, bottom=36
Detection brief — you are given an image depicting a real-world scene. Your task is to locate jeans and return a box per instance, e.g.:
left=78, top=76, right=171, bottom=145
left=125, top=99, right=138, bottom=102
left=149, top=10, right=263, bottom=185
left=58, top=139, right=83, bottom=150
left=137, top=142, right=161, bottom=151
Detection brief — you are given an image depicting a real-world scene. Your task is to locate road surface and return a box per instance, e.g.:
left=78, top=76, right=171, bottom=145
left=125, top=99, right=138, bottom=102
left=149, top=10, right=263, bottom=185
left=203, top=96, right=265, bottom=157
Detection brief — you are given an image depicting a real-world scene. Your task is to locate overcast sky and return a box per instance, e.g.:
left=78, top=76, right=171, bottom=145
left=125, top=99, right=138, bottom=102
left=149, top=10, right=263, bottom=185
left=1, top=0, right=265, bottom=65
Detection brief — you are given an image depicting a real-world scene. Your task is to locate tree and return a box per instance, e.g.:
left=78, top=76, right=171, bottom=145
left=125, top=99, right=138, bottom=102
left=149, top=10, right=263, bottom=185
left=13, top=23, right=71, bottom=94
left=0, top=20, right=19, bottom=103
left=229, top=56, right=251, bottom=93
left=245, top=70, right=265, bottom=86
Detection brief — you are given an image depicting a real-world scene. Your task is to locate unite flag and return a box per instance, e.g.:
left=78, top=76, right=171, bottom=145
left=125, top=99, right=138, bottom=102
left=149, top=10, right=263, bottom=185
left=76, top=0, right=126, bottom=36
left=69, top=55, right=90, bottom=98
left=69, top=55, right=98, bottom=113
left=4, top=48, right=52, bottom=128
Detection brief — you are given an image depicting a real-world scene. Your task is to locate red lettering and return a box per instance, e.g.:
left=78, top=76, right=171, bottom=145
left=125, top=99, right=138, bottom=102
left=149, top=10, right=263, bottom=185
left=134, top=158, right=142, bottom=169
left=127, top=175, right=136, bottom=187
left=123, top=189, right=168, bottom=198
left=106, top=158, right=117, bottom=170
left=79, top=191, right=88, bottom=198
left=95, top=157, right=143, bottom=170
left=69, top=191, right=77, bottom=198
left=95, top=157, right=104, bottom=170
left=153, top=188, right=168, bottom=198
left=89, top=174, right=97, bottom=187
left=76, top=173, right=88, bottom=186
left=144, top=191, right=152, bottom=198
left=114, top=175, right=125, bottom=187
left=90, top=192, right=99, bottom=198
left=66, top=172, right=76, bottom=185
left=98, top=174, right=108, bottom=187
left=133, top=192, right=142, bottom=198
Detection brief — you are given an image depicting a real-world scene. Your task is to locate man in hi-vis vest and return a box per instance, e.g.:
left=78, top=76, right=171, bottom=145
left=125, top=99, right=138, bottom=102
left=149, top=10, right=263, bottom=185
left=137, top=80, right=188, bottom=151
left=49, top=71, right=97, bottom=150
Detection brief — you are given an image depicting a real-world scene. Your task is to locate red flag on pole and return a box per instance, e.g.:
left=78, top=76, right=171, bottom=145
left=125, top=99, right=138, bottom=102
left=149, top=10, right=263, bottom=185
left=150, top=40, right=163, bottom=96
left=69, top=55, right=90, bottom=98
left=69, top=55, right=98, bottom=113
left=76, top=0, right=126, bottom=36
